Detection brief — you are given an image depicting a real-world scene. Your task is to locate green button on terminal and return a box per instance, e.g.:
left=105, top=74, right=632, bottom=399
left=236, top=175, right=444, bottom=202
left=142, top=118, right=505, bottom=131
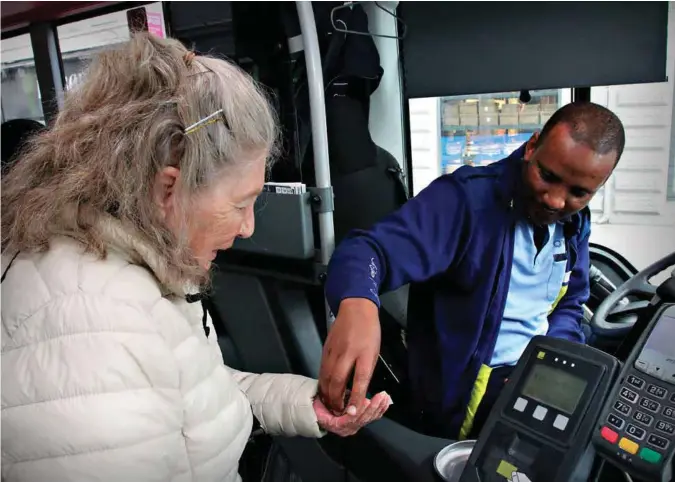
left=639, top=447, right=662, bottom=464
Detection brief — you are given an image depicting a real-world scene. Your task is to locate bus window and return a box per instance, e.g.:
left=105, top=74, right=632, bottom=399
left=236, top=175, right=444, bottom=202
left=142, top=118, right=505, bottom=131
left=1, top=34, right=44, bottom=124
left=439, top=90, right=572, bottom=173
left=56, top=2, right=166, bottom=92
left=409, top=89, right=572, bottom=196
left=590, top=81, right=674, bottom=216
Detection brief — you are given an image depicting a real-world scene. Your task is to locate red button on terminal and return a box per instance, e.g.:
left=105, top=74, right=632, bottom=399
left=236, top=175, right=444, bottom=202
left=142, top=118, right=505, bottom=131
left=601, top=426, right=619, bottom=444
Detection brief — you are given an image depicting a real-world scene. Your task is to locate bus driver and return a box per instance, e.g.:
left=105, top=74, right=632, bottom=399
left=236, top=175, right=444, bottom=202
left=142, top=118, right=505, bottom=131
left=318, top=102, right=625, bottom=440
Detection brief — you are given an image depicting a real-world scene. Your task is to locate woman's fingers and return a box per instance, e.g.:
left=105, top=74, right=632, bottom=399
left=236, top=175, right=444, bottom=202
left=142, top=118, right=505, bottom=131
left=355, top=395, right=381, bottom=426
left=375, top=394, right=392, bottom=419
left=320, top=391, right=393, bottom=437
left=345, top=392, right=390, bottom=435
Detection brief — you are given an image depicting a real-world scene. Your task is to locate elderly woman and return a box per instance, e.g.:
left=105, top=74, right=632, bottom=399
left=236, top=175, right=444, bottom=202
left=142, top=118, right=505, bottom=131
left=1, top=33, right=390, bottom=481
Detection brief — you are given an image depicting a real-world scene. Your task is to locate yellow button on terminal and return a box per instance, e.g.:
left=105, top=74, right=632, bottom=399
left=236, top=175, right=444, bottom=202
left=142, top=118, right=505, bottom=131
left=619, top=437, right=639, bottom=455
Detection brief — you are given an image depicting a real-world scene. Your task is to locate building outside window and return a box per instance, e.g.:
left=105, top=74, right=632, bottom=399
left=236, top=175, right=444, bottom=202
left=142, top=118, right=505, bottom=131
left=1, top=34, right=44, bottom=123
left=1, top=3, right=166, bottom=124
left=438, top=89, right=570, bottom=175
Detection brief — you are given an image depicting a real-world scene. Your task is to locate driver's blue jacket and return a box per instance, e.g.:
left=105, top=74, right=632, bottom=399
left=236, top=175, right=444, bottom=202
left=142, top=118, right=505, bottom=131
left=324, top=144, right=591, bottom=439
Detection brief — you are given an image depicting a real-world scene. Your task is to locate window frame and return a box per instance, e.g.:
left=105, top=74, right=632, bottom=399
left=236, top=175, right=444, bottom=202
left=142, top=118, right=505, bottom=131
left=1, top=2, right=165, bottom=125
left=669, top=99, right=675, bottom=201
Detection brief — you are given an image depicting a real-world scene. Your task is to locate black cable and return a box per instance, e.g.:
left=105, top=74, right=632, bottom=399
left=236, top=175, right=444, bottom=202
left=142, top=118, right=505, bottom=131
left=591, top=459, right=605, bottom=482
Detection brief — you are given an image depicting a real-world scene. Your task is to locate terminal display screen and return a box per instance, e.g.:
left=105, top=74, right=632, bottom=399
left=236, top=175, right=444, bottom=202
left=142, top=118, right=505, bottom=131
left=521, top=363, right=588, bottom=415
left=640, top=315, right=675, bottom=359
left=635, top=314, right=675, bottom=380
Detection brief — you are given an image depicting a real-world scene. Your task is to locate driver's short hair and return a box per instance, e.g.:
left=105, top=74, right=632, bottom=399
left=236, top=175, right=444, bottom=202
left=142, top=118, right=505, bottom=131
left=536, top=101, right=626, bottom=165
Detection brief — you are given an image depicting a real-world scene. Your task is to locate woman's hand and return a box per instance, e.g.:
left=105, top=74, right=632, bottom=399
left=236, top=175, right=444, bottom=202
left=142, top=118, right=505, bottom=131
left=313, top=391, right=392, bottom=437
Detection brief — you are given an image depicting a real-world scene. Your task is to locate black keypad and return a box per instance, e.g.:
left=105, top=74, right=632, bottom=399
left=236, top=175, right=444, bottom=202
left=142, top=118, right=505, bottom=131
left=663, top=406, right=675, bottom=419
left=627, top=375, right=645, bottom=389
left=625, top=424, right=646, bottom=440
left=656, top=420, right=674, bottom=435
left=640, top=397, right=661, bottom=413
left=608, top=413, right=625, bottom=429
left=614, top=400, right=632, bottom=416
left=633, top=411, right=654, bottom=426
left=621, top=387, right=639, bottom=403
left=647, top=384, right=667, bottom=399
left=648, top=433, right=669, bottom=450
left=670, top=393, right=675, bottom=404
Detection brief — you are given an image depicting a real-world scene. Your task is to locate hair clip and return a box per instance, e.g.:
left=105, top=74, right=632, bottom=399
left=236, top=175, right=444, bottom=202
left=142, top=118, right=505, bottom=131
left=184, top=109, right=230, bottom=135
left=183, top=51, right=196, bottom=67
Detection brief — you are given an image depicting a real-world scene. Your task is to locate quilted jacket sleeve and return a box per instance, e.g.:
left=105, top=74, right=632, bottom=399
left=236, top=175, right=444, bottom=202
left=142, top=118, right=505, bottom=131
left=225, top=368, right=324, bottom=438
left=201, top=312, right=323, bottom=438
left=1, top=295, right=188, bottom=482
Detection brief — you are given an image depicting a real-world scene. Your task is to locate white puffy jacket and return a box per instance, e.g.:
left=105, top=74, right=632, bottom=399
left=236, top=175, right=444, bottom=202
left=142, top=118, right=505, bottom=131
left=1, top=217, right=323, bottom=482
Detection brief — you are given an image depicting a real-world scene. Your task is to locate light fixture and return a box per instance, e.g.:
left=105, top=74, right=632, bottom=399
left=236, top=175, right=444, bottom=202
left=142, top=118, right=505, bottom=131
left=519, top=90, right=532, bottom=104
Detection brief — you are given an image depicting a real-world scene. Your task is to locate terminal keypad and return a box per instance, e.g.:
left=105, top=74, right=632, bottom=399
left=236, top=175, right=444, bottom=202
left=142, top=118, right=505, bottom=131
left=600, top=373, right=673, bottom=465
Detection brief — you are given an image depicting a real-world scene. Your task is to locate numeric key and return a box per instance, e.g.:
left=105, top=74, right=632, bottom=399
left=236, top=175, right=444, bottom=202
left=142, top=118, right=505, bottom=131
left=627, top=375, right=645, bottom=389
left=614, top=400, right=632, bottom=416
left=639, top=398, right=660, bottom=413
left=621, top=387, right=638, bottom=403
left=625, top=424, right=646, bottom=440
left=647, top=384, right=667, bottom=399
left=633, top=411, right=654, bottom=426
left=656, top=420, right=674, bottom=434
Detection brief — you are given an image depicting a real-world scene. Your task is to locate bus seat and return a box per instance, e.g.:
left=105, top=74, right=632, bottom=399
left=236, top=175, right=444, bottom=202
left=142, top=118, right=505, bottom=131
left=203, top=298, right=246, bottom=371
left=1, top=118, right=45, bottom=175
left=380, top=285, right=409, bottom=330
left=330, top=140, right=412, bottom=331
left=332, top=142, right=408, bottom=246
left=321, top=89, right=410, bottom=331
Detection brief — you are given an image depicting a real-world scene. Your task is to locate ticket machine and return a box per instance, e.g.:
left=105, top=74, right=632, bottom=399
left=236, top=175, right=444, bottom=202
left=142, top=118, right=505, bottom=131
left=458, top=336, right=619, bottom=482
left=592, top=304, right=675, bottom=482
left=455, top=304, right=675, bottom=482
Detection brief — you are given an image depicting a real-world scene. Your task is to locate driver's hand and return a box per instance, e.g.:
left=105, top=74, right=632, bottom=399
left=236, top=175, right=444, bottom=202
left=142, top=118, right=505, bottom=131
left=318, top=298, right=381, bottom=415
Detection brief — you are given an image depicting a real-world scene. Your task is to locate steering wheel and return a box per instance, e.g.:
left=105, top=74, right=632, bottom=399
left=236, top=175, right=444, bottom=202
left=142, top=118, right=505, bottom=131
left=591, top=251, right=675, bottom=338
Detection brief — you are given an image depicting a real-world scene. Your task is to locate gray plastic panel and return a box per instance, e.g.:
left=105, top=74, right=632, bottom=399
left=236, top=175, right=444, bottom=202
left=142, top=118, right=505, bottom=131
left=231, top=192, right=315, bottom=260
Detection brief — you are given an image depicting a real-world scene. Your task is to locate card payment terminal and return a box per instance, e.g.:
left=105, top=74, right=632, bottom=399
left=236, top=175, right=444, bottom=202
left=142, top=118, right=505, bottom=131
left=459, top=335, right=620, bottom=482
left=592, top=304, right=675, bottom=482
left=458, top=303, right=675, bottom=482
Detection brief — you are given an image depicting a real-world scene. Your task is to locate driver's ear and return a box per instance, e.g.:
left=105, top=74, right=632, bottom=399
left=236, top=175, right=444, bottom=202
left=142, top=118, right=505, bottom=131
left=524, top=132, right=540, bottom=162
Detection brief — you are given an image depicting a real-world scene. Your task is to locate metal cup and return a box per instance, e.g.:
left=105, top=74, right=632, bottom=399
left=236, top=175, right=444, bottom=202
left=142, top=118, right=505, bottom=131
left=433, top=440, right=476, bottom=482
